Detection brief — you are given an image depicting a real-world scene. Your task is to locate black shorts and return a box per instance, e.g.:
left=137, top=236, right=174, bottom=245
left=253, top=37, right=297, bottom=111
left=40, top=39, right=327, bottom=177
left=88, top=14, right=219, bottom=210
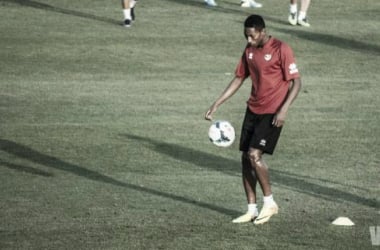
left=239, top=108, right=283, bottom=155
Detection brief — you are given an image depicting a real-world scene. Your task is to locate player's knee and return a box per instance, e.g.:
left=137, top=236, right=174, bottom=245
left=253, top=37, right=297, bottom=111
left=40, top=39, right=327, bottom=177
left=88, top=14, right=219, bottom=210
left=247, top=149, right=263, bottom=168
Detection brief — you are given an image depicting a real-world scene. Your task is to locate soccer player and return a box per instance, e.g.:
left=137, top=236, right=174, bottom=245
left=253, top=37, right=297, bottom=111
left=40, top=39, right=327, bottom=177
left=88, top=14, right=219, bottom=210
left=205, top=15, right=301, bottom=224
left=288, top=0, right=311, bottom=27
left=122, top=0, right=138, bottom=27
left=205, top=0, right=262, bottom=8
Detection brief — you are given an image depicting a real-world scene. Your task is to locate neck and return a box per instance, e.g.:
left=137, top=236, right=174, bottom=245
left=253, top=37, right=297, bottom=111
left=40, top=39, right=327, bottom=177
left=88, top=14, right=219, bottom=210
left=262, top=35, right=270, bottom=45
left=257, top=35, right=270, bottom=48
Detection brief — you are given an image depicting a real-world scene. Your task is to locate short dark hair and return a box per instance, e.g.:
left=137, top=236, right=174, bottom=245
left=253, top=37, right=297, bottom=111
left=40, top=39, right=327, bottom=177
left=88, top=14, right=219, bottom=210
left=244, top=15, right=265, bottom=30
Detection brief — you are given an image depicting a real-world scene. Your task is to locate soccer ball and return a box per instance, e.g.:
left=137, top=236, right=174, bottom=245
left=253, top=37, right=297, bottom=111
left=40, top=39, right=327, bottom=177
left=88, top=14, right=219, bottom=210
left=208, top=120, right=235, bottom=147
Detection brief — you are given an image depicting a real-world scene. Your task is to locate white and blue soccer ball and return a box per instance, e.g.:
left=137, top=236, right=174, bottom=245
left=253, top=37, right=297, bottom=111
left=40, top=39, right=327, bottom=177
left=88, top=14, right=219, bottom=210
left=208, top=120, right=235, bottom=147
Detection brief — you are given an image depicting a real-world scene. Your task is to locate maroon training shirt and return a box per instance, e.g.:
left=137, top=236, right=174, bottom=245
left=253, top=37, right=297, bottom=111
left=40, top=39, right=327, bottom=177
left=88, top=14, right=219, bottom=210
left=235, top=37, right=300, bottom=114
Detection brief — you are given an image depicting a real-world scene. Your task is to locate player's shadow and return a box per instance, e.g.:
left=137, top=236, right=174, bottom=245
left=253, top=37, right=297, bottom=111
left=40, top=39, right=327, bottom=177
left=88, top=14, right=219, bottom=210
left=0, top=138, right=238, bottom=216
left=120, top=133, right=378, bottom=208
left=0, top=0, right=120, bottom=26
left=0, top=160, right=53, bottom=177
left=272, top=26, right=380, bottom=55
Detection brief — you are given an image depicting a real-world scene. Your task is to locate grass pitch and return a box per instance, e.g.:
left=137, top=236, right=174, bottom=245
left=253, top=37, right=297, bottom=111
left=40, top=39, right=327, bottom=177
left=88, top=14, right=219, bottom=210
left=0, top=0, right=379, bottom=249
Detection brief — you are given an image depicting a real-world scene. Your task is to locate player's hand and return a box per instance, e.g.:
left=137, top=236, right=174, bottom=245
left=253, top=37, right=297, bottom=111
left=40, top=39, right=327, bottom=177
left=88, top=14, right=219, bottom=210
left=205, top=105, right=217, bottom=121
left=205, top=109, right=213, bottom=121
left=272, top=111, right=286, bottom=127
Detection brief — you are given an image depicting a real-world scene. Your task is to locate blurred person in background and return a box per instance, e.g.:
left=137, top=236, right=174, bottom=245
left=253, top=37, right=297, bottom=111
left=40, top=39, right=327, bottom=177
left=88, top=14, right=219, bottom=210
left=122, top=0, right=138, bottom=27
left=288, top=0, right=311, bottom=27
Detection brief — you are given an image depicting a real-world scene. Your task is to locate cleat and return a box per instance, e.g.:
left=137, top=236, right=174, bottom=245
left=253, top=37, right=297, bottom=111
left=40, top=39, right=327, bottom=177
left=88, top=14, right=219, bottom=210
left=124, top=19, right=132, bottom=28
left=288, top=12, right=297, bottom=26
left=241, top=0, right=262, bottom=8
left=298, top=18, right=311, bottom=27
left=253, top=203, right=278, bottom=225
left=232, top=211, right=258, bottom=223
left=205, top=0, right=217, bottom=6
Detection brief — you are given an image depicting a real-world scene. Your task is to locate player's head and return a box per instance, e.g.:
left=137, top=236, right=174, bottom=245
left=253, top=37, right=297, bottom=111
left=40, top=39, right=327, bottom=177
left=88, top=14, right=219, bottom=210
left=244, top=15, right=267, bottom=47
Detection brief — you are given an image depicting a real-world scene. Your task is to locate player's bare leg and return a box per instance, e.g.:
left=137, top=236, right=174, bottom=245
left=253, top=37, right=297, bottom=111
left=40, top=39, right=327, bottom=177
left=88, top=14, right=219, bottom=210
left=242, top=153, right=257, bottom=204
left=247, top=148, right=278, bottom=224
left=247, top=149, right=272, bottom=195
left=232, top=153, right=259, bottom=223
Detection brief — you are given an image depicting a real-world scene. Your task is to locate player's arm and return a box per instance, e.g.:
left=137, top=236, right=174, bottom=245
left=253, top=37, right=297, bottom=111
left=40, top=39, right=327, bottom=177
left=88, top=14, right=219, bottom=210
left=273, top=77, right=302, bottom=127
left=205, top=77, right=245, bottom=121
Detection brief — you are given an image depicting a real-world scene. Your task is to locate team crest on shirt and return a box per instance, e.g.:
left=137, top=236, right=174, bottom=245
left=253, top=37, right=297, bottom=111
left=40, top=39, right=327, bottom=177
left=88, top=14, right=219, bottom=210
left=289, top=63, right=299, bottom=74
left=249, top=52, right=253, bottom=60
left=264, top=54, right=272, bottom=61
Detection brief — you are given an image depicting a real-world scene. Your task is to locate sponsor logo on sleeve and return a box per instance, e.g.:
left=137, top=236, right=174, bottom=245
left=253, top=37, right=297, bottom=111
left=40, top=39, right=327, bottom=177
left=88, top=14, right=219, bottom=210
left=289, top=63, right=299, bottom=74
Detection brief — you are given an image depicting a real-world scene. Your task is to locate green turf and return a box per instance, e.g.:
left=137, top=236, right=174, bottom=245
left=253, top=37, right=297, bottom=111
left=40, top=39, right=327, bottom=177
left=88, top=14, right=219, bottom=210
left=0, top=0, right=379, bottom=249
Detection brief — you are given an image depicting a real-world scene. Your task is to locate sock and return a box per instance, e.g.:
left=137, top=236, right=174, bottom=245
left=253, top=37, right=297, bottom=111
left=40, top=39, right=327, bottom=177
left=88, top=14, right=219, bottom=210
left=298, top=11, right=306, bottom=20
left=289, top=4, right=297, bottom=14
left=123, top=9, right=131, bottom=20
left=263, top=194, right=275, bottom=206
left=248, top=203, right=258, bottom=215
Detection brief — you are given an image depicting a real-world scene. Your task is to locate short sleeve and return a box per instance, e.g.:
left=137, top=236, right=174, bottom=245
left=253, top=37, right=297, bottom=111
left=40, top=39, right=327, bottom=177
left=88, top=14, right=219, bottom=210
left=235, top=52, right=250, bottom=79
left=280, top=43, right=300, bottom=81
